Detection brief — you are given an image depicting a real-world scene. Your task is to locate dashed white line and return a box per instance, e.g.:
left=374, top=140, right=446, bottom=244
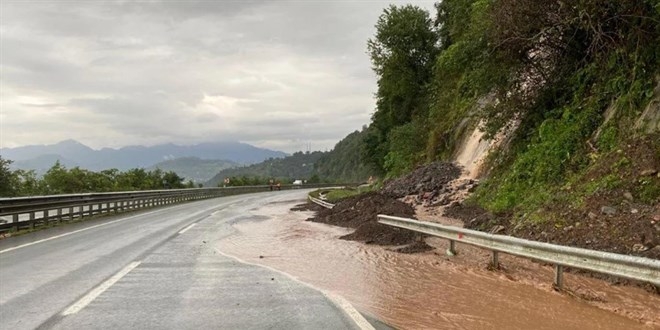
left=62, top=261, right=141, bottom=316
left=178, top=223, right=196, bottom=234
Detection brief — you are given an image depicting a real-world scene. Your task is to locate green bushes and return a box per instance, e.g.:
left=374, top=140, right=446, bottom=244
left=0, top=158, right=193, bottom=197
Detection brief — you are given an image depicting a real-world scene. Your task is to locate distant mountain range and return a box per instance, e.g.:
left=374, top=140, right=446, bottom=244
left=1, top=140, right=288, bottom=174
left=205, top=151, right=326, bottom=187
left=148, top=157, right=238, bottom=183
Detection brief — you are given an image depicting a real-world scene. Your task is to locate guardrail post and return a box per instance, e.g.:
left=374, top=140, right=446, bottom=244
left=68, top=206, right=74, bottom=220
left=44, top=210, right=49, bottom=226
left=57, top=208, right=62, bottom=223
left=29, top=211, right=35, bottom=229
left=554, top=265, right=564, bottom=290
left=12, top=214, right=19, bottom=232
left=491, top=251, right=500, bottom=269
left=447, top=240, right=457, bottom=256
left=79, top=205, right=84, bottom=219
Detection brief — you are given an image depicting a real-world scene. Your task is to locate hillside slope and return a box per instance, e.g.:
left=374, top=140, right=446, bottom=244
left=205, top=151, right=325, bottom=187
left=319, top=1, right=660, bottom=257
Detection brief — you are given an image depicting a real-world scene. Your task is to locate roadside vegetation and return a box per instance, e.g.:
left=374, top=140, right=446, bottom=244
left=299, top=0, right=659, bottom=258
left=322, top=185, right=377, bottom=204
left=0, top=157, right=195, bottom=197
left=351, top=0, right=659, bottom=223
left=205, top=151, right=326, bottom=187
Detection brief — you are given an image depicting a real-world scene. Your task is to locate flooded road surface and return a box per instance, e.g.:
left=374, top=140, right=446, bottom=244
left=217, top=200, right=660, bottom=330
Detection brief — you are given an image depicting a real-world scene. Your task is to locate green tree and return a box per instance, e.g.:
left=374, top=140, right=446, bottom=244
left=366, top=4, right=439, bottom=174
left=14, top=169, right=41, bottom=196
left=0, top=156, right=19, bottom=197
left=162, top=171, right=185, bottom=189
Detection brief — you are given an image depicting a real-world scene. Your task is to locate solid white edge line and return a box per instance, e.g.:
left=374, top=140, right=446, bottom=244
left=214, top=248, right=375, bottom=330
left=178, top=223, right=196, bottom=234
left=61, top=261, right=141, bottom=316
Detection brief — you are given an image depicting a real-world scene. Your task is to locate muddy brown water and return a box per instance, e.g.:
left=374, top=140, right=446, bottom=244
left=217, top=202, right=659, bottom=330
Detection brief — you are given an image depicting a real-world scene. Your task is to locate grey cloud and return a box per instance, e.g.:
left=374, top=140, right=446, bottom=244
left=1, top=0, right=435, bottom=152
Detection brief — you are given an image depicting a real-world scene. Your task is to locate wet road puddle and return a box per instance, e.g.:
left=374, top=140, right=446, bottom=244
left=217, top=202, right=659, bottom=330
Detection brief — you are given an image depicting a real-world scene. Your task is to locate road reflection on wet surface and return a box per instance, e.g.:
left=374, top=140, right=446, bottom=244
left=217, top=202, right=659, bottom=330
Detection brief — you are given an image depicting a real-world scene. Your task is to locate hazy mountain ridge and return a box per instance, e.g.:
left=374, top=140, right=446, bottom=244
left=205, top=151, right=325, bottom=187
left=148, top=157, right=238, bottom=183
left=1, top=140, right=287, bottom=172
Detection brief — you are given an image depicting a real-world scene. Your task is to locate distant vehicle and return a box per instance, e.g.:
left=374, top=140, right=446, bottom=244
left=292, top=179, right=303, bottom=187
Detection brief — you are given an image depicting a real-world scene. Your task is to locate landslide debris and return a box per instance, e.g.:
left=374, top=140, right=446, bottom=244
left=444, top=135, right=660, bottom=261
left=382, top=162, right=462, bottom=198
left=309, top=192, right=419, bottom=245
left=290, top=202, right=324, bottom=212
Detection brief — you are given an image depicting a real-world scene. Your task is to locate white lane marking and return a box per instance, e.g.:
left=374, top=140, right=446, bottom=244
left=324, top=292, right=376, bottom=330
left=178, top=223, right=196, bottom=234
left=0, top=201, right=226, bottom=254
left=214, top=248, right=375, bottom=330
left=62, top=261, right=141, bottom=316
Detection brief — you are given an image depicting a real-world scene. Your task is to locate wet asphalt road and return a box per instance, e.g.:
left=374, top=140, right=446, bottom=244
left=0, top=190, right=375, bottom=330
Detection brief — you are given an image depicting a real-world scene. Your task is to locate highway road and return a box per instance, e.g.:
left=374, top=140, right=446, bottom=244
left=0, top=190, right=378, bottom=330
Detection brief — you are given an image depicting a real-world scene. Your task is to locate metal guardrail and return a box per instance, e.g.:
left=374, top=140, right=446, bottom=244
left=378, top=215, right=660, bottom=289
left=0, top=183, right=343, bottom=233
left=309, top=196, right=335, bottom=209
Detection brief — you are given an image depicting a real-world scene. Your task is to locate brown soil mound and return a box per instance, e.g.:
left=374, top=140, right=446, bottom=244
left=444, top=203, right=495, bottom=226
left=290, top=202, right=324, bottom=212
left=382, top=162, right=462, bottom=198
left=310, top=192, right=418, bottom=245
left=340, top=222, right=418, bottom=245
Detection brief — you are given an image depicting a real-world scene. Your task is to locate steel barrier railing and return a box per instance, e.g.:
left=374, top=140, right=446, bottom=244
left=378, top=215, right=660, bottom=289
left=0, top=184, right=346, bottom=232
left=308, top=196, right=335, bottom=209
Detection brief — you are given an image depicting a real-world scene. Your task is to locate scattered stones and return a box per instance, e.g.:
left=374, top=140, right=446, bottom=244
left=588, top=212, right=597, bottom=219
left=600, top=206, right=617, bottom=216
left=382, top=162, right=461, bottom=198
left=630, top=208, right=639, bottom=214
left=623, top=191, right=633, bottom=201
left=563, top=225, right=574, bottom=232
left=489, top=225, right=505, bottom=234
left=632, top=244, right=649, bottom=252
left=640, top=169, right=658, bottom=176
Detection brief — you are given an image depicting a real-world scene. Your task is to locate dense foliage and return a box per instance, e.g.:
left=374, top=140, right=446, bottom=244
left=351, top=0, right=660, bottom=215
left=363, top=4, right=439, bottom=175
left=0, top=156, right=194, bottom=197
left=314, top=127, right=373, bottom=182
left=205, top=151, right=326, bottom=187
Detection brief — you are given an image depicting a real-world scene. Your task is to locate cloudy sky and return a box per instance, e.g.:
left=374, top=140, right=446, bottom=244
left=1, top=0, right=436, bottom=153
